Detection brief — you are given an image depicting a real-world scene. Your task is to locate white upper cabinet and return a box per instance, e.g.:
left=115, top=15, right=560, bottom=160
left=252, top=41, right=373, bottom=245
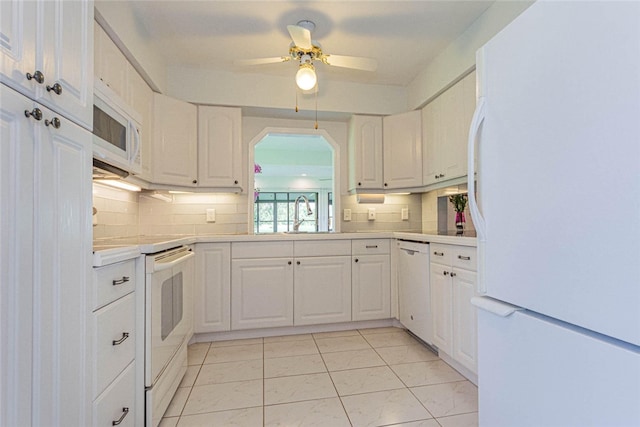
left=1, top=0, right=93, bottom=129
left=198, top=106, right=243, bottom=190
left=152, top=93, right=198, bottom=186
left=383, top=110, right=423, bottom=189
left=348, top=115, right=384, bottom=190
left=127, top=66, right=154, bottom=181
left=94, top=23, right=128, bottom=102
left=422, top=71, right=476, bottom=186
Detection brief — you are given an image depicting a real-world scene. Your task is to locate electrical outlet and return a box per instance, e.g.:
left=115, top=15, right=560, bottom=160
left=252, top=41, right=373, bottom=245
left=206, top=208, right=216, bottom=222
left=343, top=209, right=351, bottom=221
left=368, top=208, right=376, bottom=220
left=401, top=208, right=409, bottom=220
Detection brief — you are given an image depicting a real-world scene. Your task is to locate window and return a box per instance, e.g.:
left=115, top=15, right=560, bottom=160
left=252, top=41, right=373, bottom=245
left=254, top=192, right=318, bottom=233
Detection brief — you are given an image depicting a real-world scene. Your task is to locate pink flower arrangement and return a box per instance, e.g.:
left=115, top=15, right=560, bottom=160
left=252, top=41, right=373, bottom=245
left=254, top=163, right=262, bottom=174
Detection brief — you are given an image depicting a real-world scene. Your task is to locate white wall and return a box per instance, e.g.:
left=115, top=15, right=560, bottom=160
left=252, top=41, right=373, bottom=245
left=242, top=116, right=349, bottom=195
left=166, top=66, right=407, bottom=115
left=407, top=1, right=533, bottom=109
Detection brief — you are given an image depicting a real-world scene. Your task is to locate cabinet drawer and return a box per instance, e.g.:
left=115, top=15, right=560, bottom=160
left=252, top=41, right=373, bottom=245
left=430, top=243, right=452, bottom=265
left=94, top=259, right=136, bottom=310
left=94, top=293, right=136, bottom=397
left=451, top=245, right=477, bottom=271
left=93, top=361, right=136, bottom=427
left=232, top=241, right=293, bottom=259
left=352, top=239, right=390, bottom=255
left=295, top=240, right=351, bottom=257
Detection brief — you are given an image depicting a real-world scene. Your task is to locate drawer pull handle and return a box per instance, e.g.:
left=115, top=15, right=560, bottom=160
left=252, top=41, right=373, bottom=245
left=450, top=272, right=457, bottom=277
left=112, top=407, right=129, bottom=426
left=365, top=245, right=378, bottom=249
left=458, top=255, right=471, bottom=261
left=112, top=276, right=130, bottom=286
left=112, top=332, right=129, bottom=346
left=433, top=251, right=444, bottom=256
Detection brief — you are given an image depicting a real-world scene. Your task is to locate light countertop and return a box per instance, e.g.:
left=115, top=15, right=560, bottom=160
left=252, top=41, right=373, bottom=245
left=93, top=231, right=476, bottom=266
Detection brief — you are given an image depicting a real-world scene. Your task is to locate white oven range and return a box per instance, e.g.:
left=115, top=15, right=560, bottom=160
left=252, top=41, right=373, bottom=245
left=144, top=245, right=195, bottom=427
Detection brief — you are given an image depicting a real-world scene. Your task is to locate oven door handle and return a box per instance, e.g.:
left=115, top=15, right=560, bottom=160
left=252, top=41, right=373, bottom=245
left=151, top=251, right=195, bottom=272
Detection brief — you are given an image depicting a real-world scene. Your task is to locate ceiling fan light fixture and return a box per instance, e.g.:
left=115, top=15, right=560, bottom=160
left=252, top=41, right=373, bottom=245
left=296, top=63, right=317, bottom=90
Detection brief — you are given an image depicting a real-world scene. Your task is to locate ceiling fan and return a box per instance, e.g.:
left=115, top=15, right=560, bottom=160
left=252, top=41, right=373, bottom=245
left=235, top=20, right=378, bottom=90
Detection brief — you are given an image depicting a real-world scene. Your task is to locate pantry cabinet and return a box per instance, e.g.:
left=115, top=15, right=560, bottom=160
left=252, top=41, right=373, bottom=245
left=1, top=85, right=93, bottom=426
left=198, top=106, right=243, bottom=190
left=152, top=93, right=198, bottom=186
left=0, top=0, right=93, bottom=129
left=422, top=72, right=476, bottom=186
left=383, top=110, right=423, bottom=189
left=195, top=243, right=231, bottom=333
left=348, top=115, right=384, bottom=190
left=430, top=243, right=478, bottom=376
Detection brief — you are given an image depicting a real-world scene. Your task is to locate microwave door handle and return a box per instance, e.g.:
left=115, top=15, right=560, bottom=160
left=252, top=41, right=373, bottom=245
left=152, top=251, right=195, bottom=272
left=130, top=122, right=141, bottom=164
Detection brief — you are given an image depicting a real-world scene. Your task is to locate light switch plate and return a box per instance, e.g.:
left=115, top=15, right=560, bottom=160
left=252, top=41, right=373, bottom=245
left=343, top=209, right=351, bottom=221
left=368, top=208, right=376, bottom=220
left=401, top=208, right=409, bottom=220
left=206, top=208, right=216, bottom=222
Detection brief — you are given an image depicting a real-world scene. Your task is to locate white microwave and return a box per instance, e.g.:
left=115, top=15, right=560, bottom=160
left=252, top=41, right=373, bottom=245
left=92, top=79, right=142, bottom=175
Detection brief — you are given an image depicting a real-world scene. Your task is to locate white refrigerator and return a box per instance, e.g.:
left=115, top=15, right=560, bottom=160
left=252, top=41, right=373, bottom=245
left=467, top=2, right=640, bottom=426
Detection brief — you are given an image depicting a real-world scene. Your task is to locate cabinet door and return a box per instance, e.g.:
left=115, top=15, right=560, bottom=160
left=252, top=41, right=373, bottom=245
left=0, top=86, right=36, bottom=427
left=430, top=262, right=453, bottom=354
left=195, top=243, right=231, bottom=333
left=440, top=72, right=475, bottom=182
left=127, top=66, right=154, bottom=180
left=348, top=115, right=383, bottom=190
left=352, top=254, right=390, bottom=321
left=94, top=23, right=128, bottom=101
left=452, top=268, right=478, bottom=373
left=152, top=93, right=198, bottom=186
left=0, top=0, right=36, bottom=97
left=421, top=99, right=441, bottom=186
left=35, top=104, right=93, bottom=426
left=383, top=110, right=422, bottom=189
left=294, top=256, right=352, bottom=325
left=198, top=106, right=242, bottom=189
left=39, top=0, right=93, bottom=129
left=231, top=258, right=293, bottom=330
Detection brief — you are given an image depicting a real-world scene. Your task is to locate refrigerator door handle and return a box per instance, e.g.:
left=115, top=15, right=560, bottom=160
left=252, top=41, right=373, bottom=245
left=471, top=296, right=522, bottom=317
left=467, top=96, right=487, bottom=241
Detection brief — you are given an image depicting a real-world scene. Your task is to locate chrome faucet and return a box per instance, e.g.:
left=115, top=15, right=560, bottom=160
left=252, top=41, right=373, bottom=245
left=293, top=195, right=313, bottom=232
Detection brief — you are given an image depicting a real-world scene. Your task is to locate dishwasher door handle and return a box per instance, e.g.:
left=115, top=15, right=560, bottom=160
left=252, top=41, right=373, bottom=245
left=399, top=248, right=416, bottom=255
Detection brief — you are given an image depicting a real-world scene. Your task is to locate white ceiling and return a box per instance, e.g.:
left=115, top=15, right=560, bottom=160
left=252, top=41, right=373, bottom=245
left=128, top=1, right=494, bottom=87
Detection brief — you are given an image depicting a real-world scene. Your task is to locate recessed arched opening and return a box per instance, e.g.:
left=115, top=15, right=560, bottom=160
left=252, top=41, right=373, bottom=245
left=248, top=127, right=341, bottom=234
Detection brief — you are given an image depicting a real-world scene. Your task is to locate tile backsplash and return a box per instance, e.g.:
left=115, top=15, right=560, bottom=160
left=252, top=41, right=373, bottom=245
left=340, top=194, right=422, bottom=233
left=139, top=193, right=249, bottom=235
left=93, top=183, right=139, bottom=239
left=93, top=184, right=456, bottom=239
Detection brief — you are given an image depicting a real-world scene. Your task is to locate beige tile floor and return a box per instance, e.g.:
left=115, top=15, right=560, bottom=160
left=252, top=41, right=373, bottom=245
left=159, top=327, right=478, bottom=427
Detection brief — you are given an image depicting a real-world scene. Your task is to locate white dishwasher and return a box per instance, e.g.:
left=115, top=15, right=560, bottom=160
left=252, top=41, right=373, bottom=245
left=397, top=240, right=432, bottom=345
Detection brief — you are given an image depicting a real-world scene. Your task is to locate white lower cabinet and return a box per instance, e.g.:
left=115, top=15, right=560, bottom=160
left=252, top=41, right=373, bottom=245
left=195, top=243, right=231, bottom=333
left=93, top=361, right=136, bottom=427
left=92, top=257, right=140, bottom=427
left=352, top=239, right=391, bottom=321
left=430, top=243, right=478, bottom=375
left=231, top=258, right=294, bottom=330
left=294, top=256, right=352, bottom=325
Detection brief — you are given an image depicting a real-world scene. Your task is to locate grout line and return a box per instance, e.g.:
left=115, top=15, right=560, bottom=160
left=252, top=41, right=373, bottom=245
left=313, top=331, right=354, bottom=426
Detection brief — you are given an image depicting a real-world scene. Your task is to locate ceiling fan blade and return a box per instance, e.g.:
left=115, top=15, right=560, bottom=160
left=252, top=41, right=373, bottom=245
left=287, top=25, right=312, bottom=49
left=234, top=57, right=290, bottom=66
left=323, top=54, right=378, bottom=72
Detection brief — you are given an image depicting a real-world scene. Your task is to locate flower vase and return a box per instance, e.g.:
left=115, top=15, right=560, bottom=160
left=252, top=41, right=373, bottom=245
left=455, top=211, right=465, bottom=234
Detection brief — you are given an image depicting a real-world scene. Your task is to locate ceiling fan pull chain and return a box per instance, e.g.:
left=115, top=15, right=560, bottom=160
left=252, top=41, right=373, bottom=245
left=295, top=85, right=299, bottom=112
left=314, top=83, right=319, bottom=130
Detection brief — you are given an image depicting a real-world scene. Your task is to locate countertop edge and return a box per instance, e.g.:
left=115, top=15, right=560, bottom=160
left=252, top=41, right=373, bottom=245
left=93, top=231, right=477, bottom=264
